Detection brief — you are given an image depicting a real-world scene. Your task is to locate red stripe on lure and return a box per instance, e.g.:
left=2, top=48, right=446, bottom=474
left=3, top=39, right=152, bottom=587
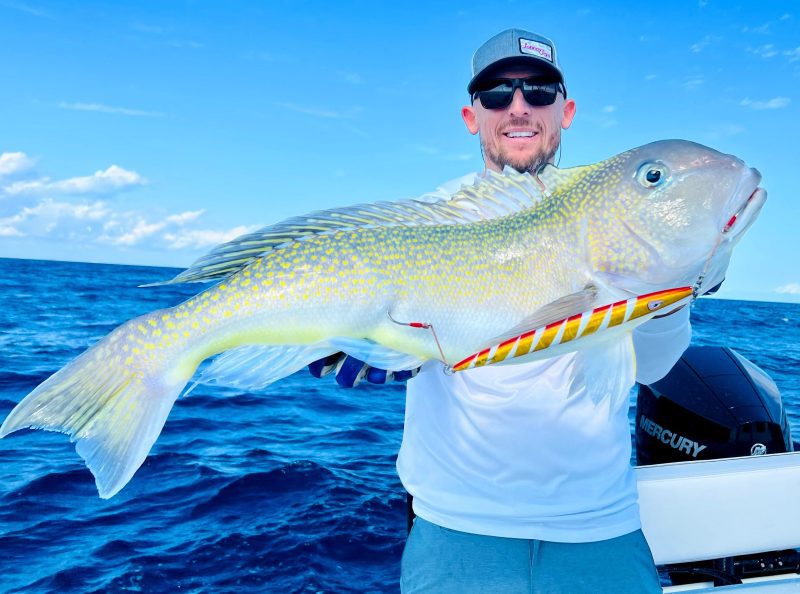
left=450, top=286, right=693, bottom=372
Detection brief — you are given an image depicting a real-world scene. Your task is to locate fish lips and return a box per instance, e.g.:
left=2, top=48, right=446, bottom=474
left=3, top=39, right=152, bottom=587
left=721, top=167, right=767, bottom=240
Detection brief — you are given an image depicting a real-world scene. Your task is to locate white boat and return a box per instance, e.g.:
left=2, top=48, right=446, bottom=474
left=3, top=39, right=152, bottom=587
left=634, top=346, right=799, bottom=592
left=638, top=452, right=800, bottom=592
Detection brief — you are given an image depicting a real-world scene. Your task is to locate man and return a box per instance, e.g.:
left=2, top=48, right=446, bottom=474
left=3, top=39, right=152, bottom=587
left=315, top=29, right=689, bottom=593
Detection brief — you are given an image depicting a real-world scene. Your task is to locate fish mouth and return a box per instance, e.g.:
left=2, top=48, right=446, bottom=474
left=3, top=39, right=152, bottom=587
left=722, top=167, right=767, bottom=238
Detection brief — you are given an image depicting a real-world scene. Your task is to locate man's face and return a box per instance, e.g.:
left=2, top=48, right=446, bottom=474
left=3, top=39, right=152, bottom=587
left=462, top=67, right=576, bottom=174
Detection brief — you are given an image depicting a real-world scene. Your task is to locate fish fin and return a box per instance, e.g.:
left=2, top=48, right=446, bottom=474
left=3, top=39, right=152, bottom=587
left=485, top=285, right=601, bottom=346
left=200, top=339, right=425, bottom=390
left=326, top=337, right=425, bottom=370
left=535, top=163, right=595, bottom=196
left=151, top=169, right=547, bottom=286
left=592, top=270, right=667, bottom=296
left=198, top=344, right=335, bottom=390
left=0, top=321, right=193, bottom=499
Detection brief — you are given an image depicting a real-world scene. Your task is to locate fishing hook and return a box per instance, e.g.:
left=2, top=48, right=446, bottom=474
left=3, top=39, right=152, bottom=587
left=386, top=310, right=451, bottom=370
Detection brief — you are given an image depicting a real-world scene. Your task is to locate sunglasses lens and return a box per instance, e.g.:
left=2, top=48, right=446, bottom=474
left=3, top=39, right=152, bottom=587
left=522, top=82, right=558, bottom=106
left=477, top=84, right=513, bottom=110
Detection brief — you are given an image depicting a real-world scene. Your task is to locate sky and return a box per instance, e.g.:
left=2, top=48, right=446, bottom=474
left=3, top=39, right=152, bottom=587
left=0, top=0, right=798, bottom=303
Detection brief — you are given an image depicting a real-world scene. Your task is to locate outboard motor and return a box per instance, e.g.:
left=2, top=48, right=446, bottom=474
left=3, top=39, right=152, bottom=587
left=636, top=346, right=798, bottom=586
left=637, top=346, right=793, bottom=464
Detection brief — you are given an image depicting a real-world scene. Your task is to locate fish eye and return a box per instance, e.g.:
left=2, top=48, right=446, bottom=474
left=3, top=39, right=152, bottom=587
left=636, top=162, right=670, bottom=189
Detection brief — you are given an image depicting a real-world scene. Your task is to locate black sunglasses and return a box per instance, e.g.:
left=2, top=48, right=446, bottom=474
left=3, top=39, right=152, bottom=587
left=472, top=77, right=566, bottom=110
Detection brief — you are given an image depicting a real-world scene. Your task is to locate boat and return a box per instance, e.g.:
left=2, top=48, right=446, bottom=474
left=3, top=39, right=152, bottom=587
left=637, top=346, right=800, bottom=592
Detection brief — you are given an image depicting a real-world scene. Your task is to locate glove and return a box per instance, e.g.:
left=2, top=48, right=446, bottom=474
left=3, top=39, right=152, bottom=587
left=308, top=353, right=419, bottom=387
left=703, top=279, right=724, bottom=295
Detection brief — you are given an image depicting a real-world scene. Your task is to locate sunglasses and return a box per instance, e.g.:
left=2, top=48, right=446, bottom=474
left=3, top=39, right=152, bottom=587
left=472, top=78, right=566, bottom=110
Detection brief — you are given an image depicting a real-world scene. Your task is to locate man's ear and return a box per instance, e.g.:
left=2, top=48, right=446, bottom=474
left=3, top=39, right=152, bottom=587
left=561, top=99, right=576, bottom=130
left=461, top=105, right=479, bottom=135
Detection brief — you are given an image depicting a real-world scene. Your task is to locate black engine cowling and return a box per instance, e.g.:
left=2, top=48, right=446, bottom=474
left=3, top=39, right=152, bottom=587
left=636, top=346, right=792, bottom=465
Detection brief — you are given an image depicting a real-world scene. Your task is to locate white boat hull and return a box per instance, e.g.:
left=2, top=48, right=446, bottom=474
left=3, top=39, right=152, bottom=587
left=636, top=451, right=800, bottom=591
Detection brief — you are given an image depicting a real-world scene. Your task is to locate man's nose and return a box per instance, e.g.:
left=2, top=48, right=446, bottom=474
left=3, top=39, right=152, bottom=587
left=508, top=88, right=531, bottom=115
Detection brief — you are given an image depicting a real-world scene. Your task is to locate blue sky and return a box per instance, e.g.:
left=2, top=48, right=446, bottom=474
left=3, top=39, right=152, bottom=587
left=0, top=1, right=798, bottom=302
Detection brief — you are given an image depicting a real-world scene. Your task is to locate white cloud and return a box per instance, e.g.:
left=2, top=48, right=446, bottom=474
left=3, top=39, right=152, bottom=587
left=165, top=40, right=203, bottom=49
left=0, top=225, right=24, bottom=236
left=714, top=124, right=745, bottom=137
left=0, top=199, right=112, bottom=239
left=0, top=151, right=35, bottom=177
left=776, top=283, right=800, bottom=295
left=131, top=22, right=166, bottom=34
left=681, top=74, right=705, bottom=90
left=413, top=145, right=473, bottom=161
left=785, top=47, right=800, bottom=62
left=165, top=210, right=204, bottom=225
left=743, top=23, right=771, bottom=35
left=276, top=102, right=362, bottom=119
left=110, top=219, right=168, bottom=246
left=1, top=196, right=255, bottom=252
left=163, top=225, right=254, bottom=249
left=339, top=71, right=364, bottom=85
left=582, top=106, right=619, bottom=128
left=749, top=44, right=779, bottom=58
left=0, top=1, right=52, bottom=18
left=740, top=97, right=791, bottom=110
left=4, top=165, right=145, bottom=196
left=59, top=101, right=166, bottom=118
left=690, top=36, right=714, bottom=53
left=4, top=199, right=111, bottom=224
left=644, top=74, right=658, bottom=81
left=415, top=145, right=438, bottom=155
left=103, top=209, right=206, bottom=245
left=0, top=153, right=259, bottom=255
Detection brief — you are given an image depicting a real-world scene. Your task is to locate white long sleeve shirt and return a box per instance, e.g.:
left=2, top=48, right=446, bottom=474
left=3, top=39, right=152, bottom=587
left=396, top=307, right=691, bottom=542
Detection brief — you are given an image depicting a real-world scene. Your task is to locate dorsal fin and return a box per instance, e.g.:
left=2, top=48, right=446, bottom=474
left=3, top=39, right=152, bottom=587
left=150, top=168, right=549, bottom=286
left=535, top=163, right=595, bottom=197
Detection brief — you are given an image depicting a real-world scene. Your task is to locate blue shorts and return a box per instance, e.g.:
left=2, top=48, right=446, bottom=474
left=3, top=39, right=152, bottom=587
left=401, top=517, right=662, bottom=593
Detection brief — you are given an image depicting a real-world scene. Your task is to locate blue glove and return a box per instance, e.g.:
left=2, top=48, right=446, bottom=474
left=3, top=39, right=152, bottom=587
left=703, top=279, right=724, bottom=295
left=308, top=353, right=419, bottom=387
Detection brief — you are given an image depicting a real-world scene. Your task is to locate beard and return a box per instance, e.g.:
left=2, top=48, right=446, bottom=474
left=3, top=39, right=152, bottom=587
left=481, top=119, right=561, bottom=174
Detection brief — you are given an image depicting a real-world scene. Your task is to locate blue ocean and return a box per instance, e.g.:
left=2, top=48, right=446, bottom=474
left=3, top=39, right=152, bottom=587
left=1, top=257, right=798, bottom=593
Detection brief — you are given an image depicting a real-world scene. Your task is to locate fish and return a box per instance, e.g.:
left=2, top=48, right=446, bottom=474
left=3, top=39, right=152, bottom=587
left=0, top=139, right=766, bottom=498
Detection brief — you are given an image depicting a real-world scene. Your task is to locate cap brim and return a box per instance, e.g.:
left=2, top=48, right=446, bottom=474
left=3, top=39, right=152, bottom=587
left=468, top=57, right=563, bottom=94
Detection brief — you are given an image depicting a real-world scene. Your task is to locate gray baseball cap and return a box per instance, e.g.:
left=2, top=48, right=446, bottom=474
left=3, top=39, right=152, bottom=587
left=468, top=29, right=566, bottom=95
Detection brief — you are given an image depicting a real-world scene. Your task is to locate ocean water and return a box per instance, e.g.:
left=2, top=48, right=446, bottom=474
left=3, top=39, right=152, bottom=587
left=0, top=257, right=798, bottom=593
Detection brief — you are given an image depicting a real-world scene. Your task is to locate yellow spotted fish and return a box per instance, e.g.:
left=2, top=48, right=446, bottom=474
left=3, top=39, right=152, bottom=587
left=0, top=140, right=766, bottom=498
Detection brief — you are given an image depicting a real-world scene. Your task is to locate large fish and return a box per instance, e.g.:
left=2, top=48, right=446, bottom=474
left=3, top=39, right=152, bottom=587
left=0, top=140, right=766, bottom=498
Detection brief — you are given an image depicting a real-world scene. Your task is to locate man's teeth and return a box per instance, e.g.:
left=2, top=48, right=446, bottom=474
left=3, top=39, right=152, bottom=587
left=505, top=131, right=534, bottom=138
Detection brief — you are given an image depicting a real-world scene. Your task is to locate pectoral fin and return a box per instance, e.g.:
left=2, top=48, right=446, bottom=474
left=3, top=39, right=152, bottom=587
left=488, top=285, right=601, bottom=346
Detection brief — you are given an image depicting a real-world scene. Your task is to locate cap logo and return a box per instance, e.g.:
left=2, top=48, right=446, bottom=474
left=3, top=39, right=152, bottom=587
left=519, top=38, right=553, bottom=62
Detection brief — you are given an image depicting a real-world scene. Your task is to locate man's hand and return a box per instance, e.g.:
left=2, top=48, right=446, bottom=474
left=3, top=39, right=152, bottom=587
left=308, top=353, right=419, bottom=387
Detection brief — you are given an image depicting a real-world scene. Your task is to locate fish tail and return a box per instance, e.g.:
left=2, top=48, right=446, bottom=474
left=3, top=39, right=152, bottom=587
left=0, top=309, right=197, bottom=498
